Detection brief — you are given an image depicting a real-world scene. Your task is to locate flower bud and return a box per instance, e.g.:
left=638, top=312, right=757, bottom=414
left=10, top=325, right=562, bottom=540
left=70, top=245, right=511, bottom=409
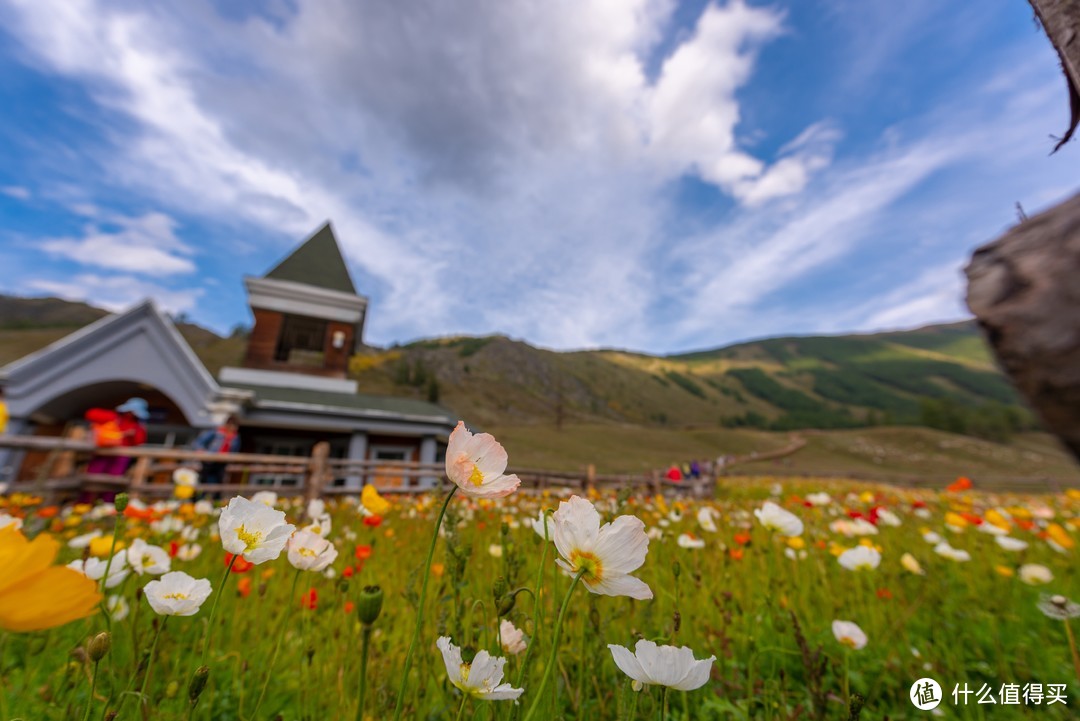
left=166, top=680, right=179, bottom=699
left=114, top=493, right=129, bottom=513
left=492, top=576, right=508, bottom=602
left=357, top=585, right=384, bottom=626
left=104, top=712, right=118, bottom=721
left=672, top=561, right=681, bottom=580
left=88, top=632, right=112, bottom=662
left=188, top=666, right=209, bottom=704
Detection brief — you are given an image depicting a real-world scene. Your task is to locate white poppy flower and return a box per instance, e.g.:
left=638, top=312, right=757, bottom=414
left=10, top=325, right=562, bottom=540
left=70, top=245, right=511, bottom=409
left=107, top=594, right=129, bottom=621
left=193, top=500, right=215, bottom=516
left=677, top=533, right=705, bottom=549
left=922, top=531, right=943, bottom=544
left=608, top=640, right=714, bottom=690
left=933, top=541, right=971, bottom=562
left=754, top=502, right=804, bottom=537
left=552, top=496, right=652, bottom=600
left=287, top=529, right=338, bottom=572
left=900, top=553, right=925, bottom=575
left=837, top=546, right=881, bottom=571
left=445, top=422, right=521, bottom=499
left=127, top=538, right=171, bottom=576
left=832, top=620, right=867, bottom=650
left=302, top=514, right=332, bottom=538
left=144, top=571, right=213, bottom=616
left=68, top=552, right=130, bottom=588
left=806, top=492, right=832, bottom=507
left=0, top=514, right=23, bottom=531
left=531, top=510, right=554, bottom=541
left=173, top=468, right=198, bottom=487
left=995, top=536, right=1028, bottom=552
left=499, top=619, right=527, bottom=655
left=177, top=543, right=202, bottom=562
left=68, top=530, right=103, bottom=549
left=876, top=509, right=901, bottom=527
left=436, top=637, right=523, bottom=700
left=696, top=507, right=719, bottom=533
left=251, top=490, right=279, bottom=508
left=307, top=498, right=326, bottom=520
left=218, top=496, right=295, bottom=564
left=1019, top=564, right=1053, bottom=585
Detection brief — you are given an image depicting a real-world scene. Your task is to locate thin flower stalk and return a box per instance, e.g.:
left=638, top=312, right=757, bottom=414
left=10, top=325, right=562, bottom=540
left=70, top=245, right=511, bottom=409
left=522, top=569, right=586, bottom=721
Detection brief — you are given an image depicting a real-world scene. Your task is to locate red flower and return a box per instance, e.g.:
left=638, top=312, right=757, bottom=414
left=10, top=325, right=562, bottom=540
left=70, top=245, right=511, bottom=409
left=355, top=545, right=373, bottom=560
left=946, top=477, right=972, bottom=493
left=168, top=540, right=180, bottom=558
left=363, top=515, right=383, bottom=528
left=876, top=588, right=893, bottom=600
left=343, top=566, right=355, bottom=579
left=224, top=553, right=254, bottom=573
left=301, top=588, right=318, bottom=611
left=344, top=601, right=355, bottom=614
left=733, top=532, right=752, bottom=546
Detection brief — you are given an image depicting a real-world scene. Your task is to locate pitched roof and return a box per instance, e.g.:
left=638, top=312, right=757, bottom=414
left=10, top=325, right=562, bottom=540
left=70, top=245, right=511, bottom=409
left=265, top=222, right=357, bottom=295
left=230, top=383, right=455, bottom=424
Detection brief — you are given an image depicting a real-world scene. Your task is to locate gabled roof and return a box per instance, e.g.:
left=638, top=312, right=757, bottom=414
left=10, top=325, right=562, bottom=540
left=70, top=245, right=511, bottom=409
left=265, top=222, right=357, bottom=295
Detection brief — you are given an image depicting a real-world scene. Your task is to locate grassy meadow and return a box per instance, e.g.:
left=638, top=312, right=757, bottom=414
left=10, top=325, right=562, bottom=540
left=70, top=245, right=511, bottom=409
left=2, top=474, right=1079, bottom=720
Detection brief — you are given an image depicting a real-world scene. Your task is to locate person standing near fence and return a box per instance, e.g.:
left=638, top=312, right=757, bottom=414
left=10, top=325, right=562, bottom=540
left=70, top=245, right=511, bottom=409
left=85, top=397, right=149, bottom=476
left=193, top=416, right=240, bottom=489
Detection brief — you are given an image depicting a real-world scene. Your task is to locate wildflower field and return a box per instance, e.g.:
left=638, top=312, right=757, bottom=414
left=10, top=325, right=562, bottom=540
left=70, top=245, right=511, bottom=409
left=1, top=426, right=1079, bottom=720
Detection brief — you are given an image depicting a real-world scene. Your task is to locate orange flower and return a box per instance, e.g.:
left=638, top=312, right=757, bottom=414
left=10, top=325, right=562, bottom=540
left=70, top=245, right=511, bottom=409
left=301, top=588, right=318, bottom=611
left=363, top=515, right=383, bottom=528
left=355, top=545, right=373, bottom=561
left=876, top=588, right=893, bottom=600
left=0, top=527, right=101, bottom=632
left=1046, top=523, right=1075, bottom=550
left=344, top=601, right=355, bottom=614
left=733, top=532, right=752, bottom=546
left=946, top=477, right=972, bottom=493
left=35, top=506, right=59, bottom=519
left=224, top=553, right=254, bottom=573
left=729, top=549, right=744, bottom=561
left=430, top=563, right=445, bottom=577
left=236, top=576, right=252, bottom=598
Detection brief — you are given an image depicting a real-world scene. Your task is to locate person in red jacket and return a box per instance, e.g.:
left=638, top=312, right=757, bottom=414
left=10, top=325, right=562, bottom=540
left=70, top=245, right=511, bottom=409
left=85, top=397, right=149, bottom=476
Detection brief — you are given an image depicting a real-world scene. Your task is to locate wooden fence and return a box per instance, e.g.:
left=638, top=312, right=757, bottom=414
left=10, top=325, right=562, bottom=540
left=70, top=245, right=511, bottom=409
left=0, top=434, right=712, bottom=503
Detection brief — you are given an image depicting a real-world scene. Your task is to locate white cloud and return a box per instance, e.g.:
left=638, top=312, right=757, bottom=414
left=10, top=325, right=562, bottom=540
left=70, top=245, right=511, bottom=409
left=1, top=185, right=31, bottom=200
left=24, top=273, right=202, bottom=315
left=40, top=212, right=195, bottom=276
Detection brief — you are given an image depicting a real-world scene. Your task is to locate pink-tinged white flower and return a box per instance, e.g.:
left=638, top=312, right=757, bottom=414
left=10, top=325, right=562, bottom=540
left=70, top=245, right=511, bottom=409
left=837, top=546, right=880, bottom=571
left=608, top=640, right=714, bottom=690
left=830, top=519, right=878, bottom=537
left=499, top=619, right=527, bottom=655
left=68, top=553, right=129, bottom=588
left=995, top=536, right=1028, bottom=552
left=875, top=509, right=901, bottom=527
left=445, top=422, right=521, bottom=499
left=287, top=530, right=338, bottom=572
left=754, top=502, right=803, bottom=537
left=832, top=620, right=867, bottom=650
left=436, top=637, right=524, bottom=700
left=1019, top=563, right=1053, bottom=585
left=126, top=538, right=171, bottom=576
left=218, top=496, right=295, bottom=564
left=144, top=571, right=212, bottom=616
left=677, top=533, right=705, bottom=549
left=933, top=541, right=970, bottom=562
left=552, top=496, right=652, bottom=600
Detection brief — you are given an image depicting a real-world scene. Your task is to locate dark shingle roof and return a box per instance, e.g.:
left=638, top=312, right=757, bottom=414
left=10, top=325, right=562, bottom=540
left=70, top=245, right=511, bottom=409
left=265, top=222, right=357, bottom=295
left=231, top=383, right=455, bottom=423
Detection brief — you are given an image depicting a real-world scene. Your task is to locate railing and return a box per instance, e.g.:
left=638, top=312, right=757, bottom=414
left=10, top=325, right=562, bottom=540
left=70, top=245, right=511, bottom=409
left=0, top=435, right=712, bottom=502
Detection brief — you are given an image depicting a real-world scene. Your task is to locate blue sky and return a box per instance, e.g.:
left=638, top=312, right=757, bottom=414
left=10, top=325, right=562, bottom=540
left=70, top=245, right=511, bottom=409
left=0, top=0, right=1076, bottom=354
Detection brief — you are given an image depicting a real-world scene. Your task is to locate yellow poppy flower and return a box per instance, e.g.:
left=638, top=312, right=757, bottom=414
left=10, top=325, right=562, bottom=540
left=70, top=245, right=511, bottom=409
left=786, top=537, right=806, bottom=550
left=0, top=527, right=101, bottom=632
left=361, top=484, right=391, bottom=516
left=89, top=535, right=124, bottom=557
left=995, top=565, right=1015, bottom=578
left=1046, top=523, right=1074, bottom=550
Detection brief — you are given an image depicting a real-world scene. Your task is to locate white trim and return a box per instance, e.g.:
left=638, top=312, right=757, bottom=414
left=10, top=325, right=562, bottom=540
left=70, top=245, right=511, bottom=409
left=245, top=276, right=367, bottom=323
left=218, top=367, right=358, bottom=393
left=252, top=398, right=452, bottom=425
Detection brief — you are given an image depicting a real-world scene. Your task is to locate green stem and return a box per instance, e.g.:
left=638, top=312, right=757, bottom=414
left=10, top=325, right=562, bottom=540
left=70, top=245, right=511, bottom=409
left=391, top=486, right=457, bottom=721
left=251, top=569, right=301, bottom=719
left=659, top=686, right=668, bottom=721
left=841, top=649, right=850, bottom=706
left=515, top=513, right=551, bottom=687
left=454, top=692, right=470, bottom=721
left=522, top=570, right=586, bottom=721
left=200, top=553, right=238, bottom=667
left=624, top=683, right=639, bottom=721
left=355, top=625, right=373, bottom=721
left=138, top=617, right=167, bottom=710
left=98, top=514, right=124, bottom=631
left=82, top=660, right=100, bottom=721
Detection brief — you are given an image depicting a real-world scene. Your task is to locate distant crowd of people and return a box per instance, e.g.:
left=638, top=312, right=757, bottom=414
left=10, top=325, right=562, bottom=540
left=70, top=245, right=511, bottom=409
left=664, top=455, right=733, bottom=482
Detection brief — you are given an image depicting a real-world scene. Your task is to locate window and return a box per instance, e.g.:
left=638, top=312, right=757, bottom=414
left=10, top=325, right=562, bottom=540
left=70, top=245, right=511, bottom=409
left=274, top=314, right=328, bottom=365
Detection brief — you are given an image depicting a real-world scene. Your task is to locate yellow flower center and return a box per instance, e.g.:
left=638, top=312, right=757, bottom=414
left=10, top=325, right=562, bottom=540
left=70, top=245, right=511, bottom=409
left=163, top=592, right=188, bottom=600
left=840, top=636, right=857, bottom=648
left=460, top=663, right=471, bottom=683
left=236, top=524, right=263, bottom=552
left=142, top=554, right=154, bottom=567
left=299, top=547, right=316, bottom=557
left=569, top=550, right=604, bottom=584
left=468, top=465, right=485, bottom=487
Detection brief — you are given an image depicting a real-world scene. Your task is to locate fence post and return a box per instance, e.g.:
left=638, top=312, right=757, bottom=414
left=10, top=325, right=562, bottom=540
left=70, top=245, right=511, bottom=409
left=128, top=456, right=151, bottom=499
left=305, top=442, right=331, bottom=505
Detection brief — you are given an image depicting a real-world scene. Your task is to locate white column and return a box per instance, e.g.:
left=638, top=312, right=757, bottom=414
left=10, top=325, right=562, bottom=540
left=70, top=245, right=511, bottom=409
left=0, top=418, right=30, bottom=486
left=345, top=432, right=368, bottom=489
left=419, top=435, right=438, bottom=489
